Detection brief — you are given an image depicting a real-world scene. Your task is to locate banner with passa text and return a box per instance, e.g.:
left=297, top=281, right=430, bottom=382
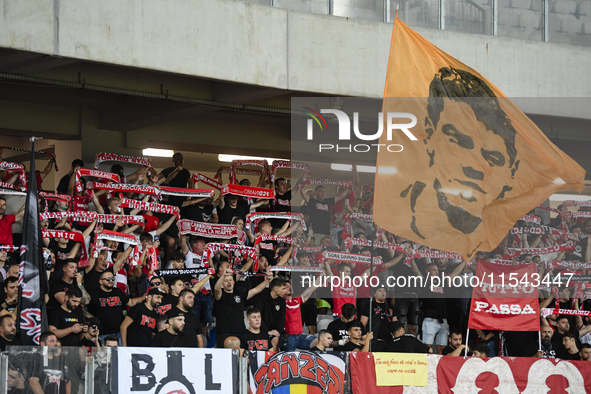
left=468, top=260, right=540, bottom=332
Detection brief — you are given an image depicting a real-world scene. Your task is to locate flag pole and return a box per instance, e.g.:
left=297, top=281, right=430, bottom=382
left=538, top=331, right=542, bottom=351
left=17, top=136, right=48, bottom=345
left=466, top=328, right=470, bottom=354
left=368, top=223, right=375, bottom=352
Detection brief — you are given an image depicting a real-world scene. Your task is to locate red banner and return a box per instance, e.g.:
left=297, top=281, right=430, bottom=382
left=350, top=353, right=591, bottom=393
left=468, top=260, right=540, bottom=331
left=221, top=184, right=275, bottom=200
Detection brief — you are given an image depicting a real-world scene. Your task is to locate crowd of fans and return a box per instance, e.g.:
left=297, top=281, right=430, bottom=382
left=1, top=150, right=591, bottom=375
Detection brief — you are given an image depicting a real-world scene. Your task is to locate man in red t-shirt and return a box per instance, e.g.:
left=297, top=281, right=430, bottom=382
left=281, top=281, right=320, bottom=351
left=0, top=197, right=24, bottom=246
left=324, top=260, right=356, bottom=317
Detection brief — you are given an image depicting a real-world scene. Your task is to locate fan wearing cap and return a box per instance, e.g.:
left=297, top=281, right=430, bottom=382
left=150, top=310, right=189, bottom=347
left=79, top=317, right=102, bottom=349
left=120, top=288, right=163, bottom=347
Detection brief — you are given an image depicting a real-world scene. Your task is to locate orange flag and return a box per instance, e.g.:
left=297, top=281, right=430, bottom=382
left=374, top=17, right=585, bottom=259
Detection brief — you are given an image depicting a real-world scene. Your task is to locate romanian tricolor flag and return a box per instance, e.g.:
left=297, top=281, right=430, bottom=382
left=374, top=16, right=585, bottom=259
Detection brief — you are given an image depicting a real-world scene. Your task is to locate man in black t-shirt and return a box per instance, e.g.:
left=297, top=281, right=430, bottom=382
left=158, top=153, right=191, bottom=204
left=0, top=315, right=20, bottom=350
left=385, top=322, right=432, bottom=354
left=300, top=184, right=349, bottom=241
left=310, top=330, right=333, bottom=352
left=360, top=287, right=396, bottom=352
left=181, top=197, right=214, bottom=223
left=214, top=268, right=272, bottom=347
left=57, top=159, right=84, bottom=195
left=47, top=260, right=80, bottom=311
left=340, top=321, right=372, bottom=352
left=79, top=316, right=102, bottom=349
left=239, top=308, right=277, bottom=351
left=48, top=287, right=86, bottom=347
left=255, top=277, right=286, bottom=338
left=441, top=331, right=466, bottom=356
left=156, top=277, right=184, bottom=315
left=267, top=178, right=292, bottom=229
left=121, top=288, right=163, bottom=347
left=217, top=194, right=250, bottom=224
left=0, top=277, right=19, bottom=316
left=171, top=289, right=203, bottom=347
left=151, top=311, right=189, bottom=347
left=88, top=270, right=144, bottom=340
left=327, top=303, right=357, bottom=351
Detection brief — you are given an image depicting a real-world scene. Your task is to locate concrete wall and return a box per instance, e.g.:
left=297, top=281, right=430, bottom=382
left=0, top=0, right=590, bottom=117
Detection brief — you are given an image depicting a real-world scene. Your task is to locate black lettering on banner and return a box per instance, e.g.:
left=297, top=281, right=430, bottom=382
left=131, top=354, right=156, bottom=391
left=205, top=354, right=221, bottom=390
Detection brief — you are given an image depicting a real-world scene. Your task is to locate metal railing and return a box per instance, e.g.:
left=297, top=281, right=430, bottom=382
left=244, top=0, right=591, bottom=46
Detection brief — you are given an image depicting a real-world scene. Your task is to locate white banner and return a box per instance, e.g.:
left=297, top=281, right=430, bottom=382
left=117, top=347, right=235, bottom=394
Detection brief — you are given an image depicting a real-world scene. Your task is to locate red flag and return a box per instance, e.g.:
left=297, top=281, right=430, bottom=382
left=468, top=260, right=540, bottom=331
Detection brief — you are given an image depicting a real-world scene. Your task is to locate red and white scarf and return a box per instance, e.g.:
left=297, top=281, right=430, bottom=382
left=94, top=152, right=152, bottom=170
left=39, top=191, right=72, bottom=203
left=519, top=214, right=541, bottom=224
left=0, top=182, right=26, bottom=195
left=118, top=198, right=180, bottom=216
left=177, top=219, right=246, bottom=244
left=0, top=161, right=26, bottom=185
left=95, top=229, right=140, bottom=267
left=42, top=229, right=89, bottom=267
left=322, top=251, right=383, bottom=266
left=158, top=186, right=214, bottom=198
left=216, top=166, right=262, bottom=178
left=546, top=260, right=591, bottom=271
left=202, top=243, right=258, bottom=264
left=75, top=169, right=120, bottom=193
left=562, top=200, right=591, bottom=208
left=86, top=181, right=160, bottom=197
left=192, top=173, right=222, bottom=190
left=96, top=214, right=145, bottom=226
left=229, top=160, right=269, bottom=185
left=40, top=211, right=97, bottom=221
left=270, top=160, right=309, bottom=182
left=221, top=184, right=275, bottom=200
left=504, top=242, right=575, bottom=258
left=562, top=211, right=591, bottom=218
left=302, top=178, right=354, bottom=189
left=245, top=212, right=307, bottom=231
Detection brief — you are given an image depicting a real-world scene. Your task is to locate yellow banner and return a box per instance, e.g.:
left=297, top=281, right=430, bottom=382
left=374, top=352, right=428, bottom=387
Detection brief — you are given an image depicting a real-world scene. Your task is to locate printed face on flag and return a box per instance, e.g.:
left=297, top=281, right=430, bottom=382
left=374, top=18, right=585, bottom=259
left=403, top=69, right=518, bottom=242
